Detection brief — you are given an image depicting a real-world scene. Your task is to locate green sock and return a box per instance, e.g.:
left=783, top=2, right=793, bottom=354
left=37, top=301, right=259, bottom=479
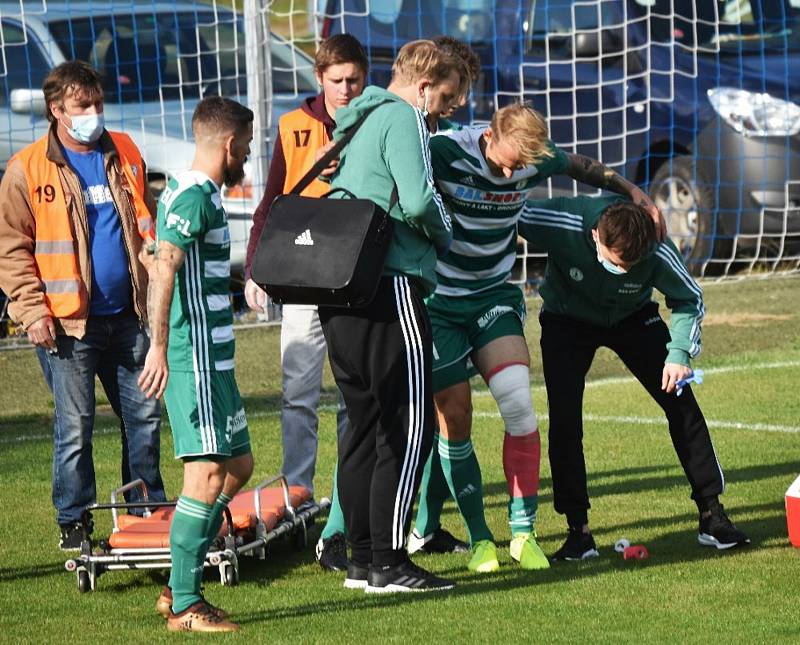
left=169, top=496, right=213, bottom=614
left=320, top=463, right=346, bottom=540
left=439, top=436, right=493, bottom=545
left=508, top=495, right=539, bottom=537
left=413, top=434, right=452, bottom=537
left=207, top=491, right=233, bottom=542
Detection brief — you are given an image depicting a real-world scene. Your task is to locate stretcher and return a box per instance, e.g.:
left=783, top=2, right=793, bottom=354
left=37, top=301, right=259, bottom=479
left=64, top=475, right=330, bottom=593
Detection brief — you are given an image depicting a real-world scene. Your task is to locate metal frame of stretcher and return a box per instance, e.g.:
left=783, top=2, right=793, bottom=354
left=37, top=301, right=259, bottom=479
left=64, top=474, right=330, bottom=593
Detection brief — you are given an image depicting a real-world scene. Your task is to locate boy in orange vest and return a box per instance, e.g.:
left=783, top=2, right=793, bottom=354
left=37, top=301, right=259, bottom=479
left=0, top=60, right=166, bottom=550
left=244, top=34, right=369, bottom=572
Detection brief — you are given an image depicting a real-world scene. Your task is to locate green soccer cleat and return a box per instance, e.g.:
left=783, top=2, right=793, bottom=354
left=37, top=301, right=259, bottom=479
left=510, top=532, right=550, bottom=570
left=468, top=539, right=500, bottom=573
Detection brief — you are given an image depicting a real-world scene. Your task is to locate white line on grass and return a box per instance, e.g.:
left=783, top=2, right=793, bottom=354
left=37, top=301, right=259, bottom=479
left=3, top=360, right=799, bottom=445
left=466, top=411, right=800, bottom=434
left=579, top=414, right=799, bottom=434
left=580, top=359, right=800, bottom=390
left=0, top=408, right=283, bottom=445
left=467, top=359, right=800, bottom=393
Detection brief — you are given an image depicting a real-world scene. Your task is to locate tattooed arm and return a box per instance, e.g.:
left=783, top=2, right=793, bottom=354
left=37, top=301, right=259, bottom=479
left=566, top=153, right=666, bottom=239
left=137, top=240, right=186, bottom=399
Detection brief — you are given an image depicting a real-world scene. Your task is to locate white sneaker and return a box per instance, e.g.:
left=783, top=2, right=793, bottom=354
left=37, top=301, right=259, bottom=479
left=407, top=529, right=429, bottom=555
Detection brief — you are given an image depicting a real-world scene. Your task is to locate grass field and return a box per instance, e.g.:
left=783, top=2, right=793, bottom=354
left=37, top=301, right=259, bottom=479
left=1, top=275, right=799, bottom=643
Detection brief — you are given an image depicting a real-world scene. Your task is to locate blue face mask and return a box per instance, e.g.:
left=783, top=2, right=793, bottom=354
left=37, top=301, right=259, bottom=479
left=595, top=238, right=627, bottom=275
left=63, top=112, right=105, bottom=144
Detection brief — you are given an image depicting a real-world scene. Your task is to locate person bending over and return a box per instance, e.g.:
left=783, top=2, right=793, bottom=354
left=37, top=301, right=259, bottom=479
left=518, top=195, right=749, bottom=559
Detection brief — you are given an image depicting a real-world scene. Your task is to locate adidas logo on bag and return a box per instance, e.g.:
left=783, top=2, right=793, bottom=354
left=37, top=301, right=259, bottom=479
left=294, top=229, right=314, bottom=246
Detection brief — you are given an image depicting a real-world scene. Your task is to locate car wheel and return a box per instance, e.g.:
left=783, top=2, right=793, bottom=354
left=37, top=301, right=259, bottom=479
left=650, top=156, right=729, bottom=274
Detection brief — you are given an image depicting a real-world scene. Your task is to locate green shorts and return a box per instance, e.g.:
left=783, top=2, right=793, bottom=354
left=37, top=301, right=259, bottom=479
left=164, top=369, right=251, bottom=460
left=427, top=282, right=527, bottom=392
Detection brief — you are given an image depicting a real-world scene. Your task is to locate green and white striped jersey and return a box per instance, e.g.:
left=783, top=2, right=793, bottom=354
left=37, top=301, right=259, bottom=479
left=430, top=126, right=568, bottom=296
left=156, top=170, right=234, bottom=373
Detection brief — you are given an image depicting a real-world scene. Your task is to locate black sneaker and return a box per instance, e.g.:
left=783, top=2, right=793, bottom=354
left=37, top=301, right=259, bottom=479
left=365, top=560, right=455, bottom=594
left=343, top=562, right=369, bottom=590
left=407, top=527, right=469, bottom=554
left=316, top=533, right=349, bottom=572
left=698, top=502, right=750, bottom=549
left=551, top=528, right=599, bottom=561
left=59, top=522, right=89, bottom=551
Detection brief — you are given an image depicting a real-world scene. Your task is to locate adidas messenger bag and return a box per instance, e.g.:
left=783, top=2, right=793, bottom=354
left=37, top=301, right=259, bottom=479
left=251, top=102, right=395, bottom=308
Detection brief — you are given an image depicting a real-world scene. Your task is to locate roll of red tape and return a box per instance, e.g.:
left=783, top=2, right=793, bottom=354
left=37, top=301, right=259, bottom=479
left=623, top=545, right=649, bottom=560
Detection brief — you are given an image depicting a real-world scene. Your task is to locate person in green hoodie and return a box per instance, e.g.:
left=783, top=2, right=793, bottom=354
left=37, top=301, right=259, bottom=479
left=518, top=195, right=750, bottom=560
left=317, top=39, right=467, bottom=594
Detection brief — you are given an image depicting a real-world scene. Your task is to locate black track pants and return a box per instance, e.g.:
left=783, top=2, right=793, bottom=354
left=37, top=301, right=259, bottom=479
left=319, top=276, right=435, bottom=567
left=539, top=302, right=724, bottom=528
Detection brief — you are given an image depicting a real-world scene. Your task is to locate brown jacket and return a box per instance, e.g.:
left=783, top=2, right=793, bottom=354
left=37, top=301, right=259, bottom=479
left=0, top=125, right=157, bottom=338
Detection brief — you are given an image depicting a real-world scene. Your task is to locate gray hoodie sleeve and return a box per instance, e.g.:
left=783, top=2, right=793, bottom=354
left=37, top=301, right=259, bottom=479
left=382, top=107, right=453, bottom=255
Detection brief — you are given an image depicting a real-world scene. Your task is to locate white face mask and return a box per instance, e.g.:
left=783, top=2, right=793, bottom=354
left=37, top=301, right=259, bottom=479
left=62, top=112, right=104, bottom=144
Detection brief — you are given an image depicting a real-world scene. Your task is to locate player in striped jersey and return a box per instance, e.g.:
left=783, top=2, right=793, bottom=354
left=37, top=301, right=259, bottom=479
left=409, top=103, right=663, bottom=573
left=139, top=97, right=255, bottom=632
left=518, top=195, right=749, bottom=558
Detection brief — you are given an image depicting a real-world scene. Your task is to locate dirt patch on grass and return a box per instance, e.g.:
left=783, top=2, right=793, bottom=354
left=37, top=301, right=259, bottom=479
left=704, top=312, right=793, bottom=326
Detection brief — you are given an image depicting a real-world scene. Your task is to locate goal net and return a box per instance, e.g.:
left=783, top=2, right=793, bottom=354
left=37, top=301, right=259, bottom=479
left=0, top=0, right=798, bottom=339
left=314, top=0, right=800, bottom=281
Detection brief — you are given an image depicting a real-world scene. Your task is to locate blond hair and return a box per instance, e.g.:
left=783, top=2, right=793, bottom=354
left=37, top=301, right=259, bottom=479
left=490, top=104, right=554, bottom=165
left=391, top=39, right=467, bottom=87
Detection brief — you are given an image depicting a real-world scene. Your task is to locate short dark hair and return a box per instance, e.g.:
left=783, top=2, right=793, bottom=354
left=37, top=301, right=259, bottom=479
left=432, top=35, right=481, bottom=83
left=597, top=201, right=657, bottom=264
left=191, top=96, right=254, bottom=139
left=315, top=34, right=369, bottom=76
left=42, top=60, right=103, bottom=123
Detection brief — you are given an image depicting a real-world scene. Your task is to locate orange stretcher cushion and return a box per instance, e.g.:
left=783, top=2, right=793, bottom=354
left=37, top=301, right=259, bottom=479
left=107, top=485, right=313, bottom=549
left=108, top=518, right=173, bottom=548
left=116, top=508, right=175, bottom=530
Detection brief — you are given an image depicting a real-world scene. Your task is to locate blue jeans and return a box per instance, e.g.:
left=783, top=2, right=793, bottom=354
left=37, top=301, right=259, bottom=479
left=40, top=310, right=166, bottom=526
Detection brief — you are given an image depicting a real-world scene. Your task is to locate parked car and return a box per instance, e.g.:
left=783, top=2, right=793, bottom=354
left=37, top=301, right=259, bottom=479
left=322, top=0, right=800, bottom=274
left=0, top=1, right=317, bottom=277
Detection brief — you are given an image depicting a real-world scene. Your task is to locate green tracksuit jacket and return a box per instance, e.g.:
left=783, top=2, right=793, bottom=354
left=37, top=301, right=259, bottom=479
left=330, top=86, right=453, bottom=296
left=518, top=195, right=705, bottom=366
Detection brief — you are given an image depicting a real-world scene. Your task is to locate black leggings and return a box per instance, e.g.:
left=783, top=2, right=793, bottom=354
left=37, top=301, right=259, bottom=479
left=539, top=303, right=724, bottom=528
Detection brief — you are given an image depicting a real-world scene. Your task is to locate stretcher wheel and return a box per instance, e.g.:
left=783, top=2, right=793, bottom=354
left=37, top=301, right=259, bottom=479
left=77, top=570, right=91, bottom=593
left=223, top=565, right=239, bottom=587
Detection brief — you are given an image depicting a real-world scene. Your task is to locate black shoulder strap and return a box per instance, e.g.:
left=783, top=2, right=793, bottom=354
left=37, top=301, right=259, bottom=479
left=288, top=100, right=393, bottom=196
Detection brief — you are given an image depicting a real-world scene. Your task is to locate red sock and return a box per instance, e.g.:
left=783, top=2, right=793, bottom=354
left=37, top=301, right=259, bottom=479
left=502, top=430, right=541, bottom=498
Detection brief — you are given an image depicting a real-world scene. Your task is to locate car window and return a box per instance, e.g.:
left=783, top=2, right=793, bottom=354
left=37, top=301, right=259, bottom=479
left=270, top=35, right=317, bottom=95
left=0, top=20, right=50, bottom=106
left=632, top=0, right=800, bottom=53
left=328, top=0, right=495, bottom=43
left=370, top=0, right=404, bottom=24
left=526, top=0, right=623, bottom=59
left=47, top=11, right=315, bottom=103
